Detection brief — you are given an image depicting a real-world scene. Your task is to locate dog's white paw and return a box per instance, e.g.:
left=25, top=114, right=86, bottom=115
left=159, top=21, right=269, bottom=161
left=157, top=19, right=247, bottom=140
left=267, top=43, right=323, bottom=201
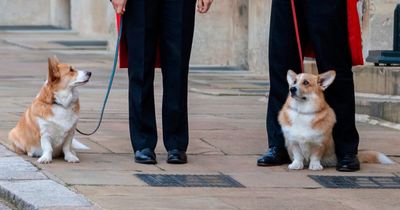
left=64, top=154, right=80, bottom=163
left=288, top=161, right=304, bottom=170
left=309, top=161, right=323, bottom=170
left=38, top=154, right=52, bottom=164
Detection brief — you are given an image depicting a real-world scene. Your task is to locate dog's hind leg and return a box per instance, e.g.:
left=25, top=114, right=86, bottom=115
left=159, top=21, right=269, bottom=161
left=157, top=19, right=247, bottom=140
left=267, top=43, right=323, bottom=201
left=321, top=141, right=337, bottom=167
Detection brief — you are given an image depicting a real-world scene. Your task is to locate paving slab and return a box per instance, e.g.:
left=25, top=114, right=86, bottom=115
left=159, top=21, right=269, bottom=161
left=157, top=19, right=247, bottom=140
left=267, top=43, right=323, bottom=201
left=0, top=180, right=92, bottom=210
left=76, top=186, right=400, bottom=210
left=0, top=145, right=14, bottom=158
left=0, top=200, right=11, bottom=210
left=0, top=156, right=47, bottom=180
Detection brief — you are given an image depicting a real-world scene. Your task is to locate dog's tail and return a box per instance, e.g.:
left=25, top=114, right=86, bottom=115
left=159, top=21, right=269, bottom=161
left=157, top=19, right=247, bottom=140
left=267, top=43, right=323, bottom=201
left=358, top=151, right=394, bottom=164
left=72, top=138, right=90, bottom=150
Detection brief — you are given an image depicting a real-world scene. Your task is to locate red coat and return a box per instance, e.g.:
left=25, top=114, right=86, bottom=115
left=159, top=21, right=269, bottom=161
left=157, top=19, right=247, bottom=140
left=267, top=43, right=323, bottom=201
left=116, top=15, right=161, bottom=69
left=116, top=0, right=363, bottom=69
left=291, top=0, right=364, bottom=68
left=346, top=0, right=364, bottom=66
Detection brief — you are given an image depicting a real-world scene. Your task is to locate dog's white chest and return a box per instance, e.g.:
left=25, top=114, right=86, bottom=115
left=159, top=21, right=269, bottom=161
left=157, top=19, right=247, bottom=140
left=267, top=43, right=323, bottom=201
left=51, top=105, right=78, bottom=130
left=38, top=106, right=78, bottom=143
left=282, top=110, right=322, bottom=143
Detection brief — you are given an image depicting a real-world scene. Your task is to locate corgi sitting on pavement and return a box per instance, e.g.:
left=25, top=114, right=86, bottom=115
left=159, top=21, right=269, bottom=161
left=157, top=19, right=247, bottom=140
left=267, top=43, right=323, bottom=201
left=8, top=56, right=90, bottom=164
left=278, top=70, right=394, bottom=170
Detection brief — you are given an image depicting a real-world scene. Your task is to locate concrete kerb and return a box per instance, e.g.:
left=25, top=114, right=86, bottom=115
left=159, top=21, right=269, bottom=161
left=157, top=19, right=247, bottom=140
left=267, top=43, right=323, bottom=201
left=0, top=144, right=97, bottom=210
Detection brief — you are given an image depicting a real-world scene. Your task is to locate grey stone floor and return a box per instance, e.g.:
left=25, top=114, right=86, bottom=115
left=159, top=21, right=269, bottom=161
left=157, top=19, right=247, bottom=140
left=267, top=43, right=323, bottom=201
left=1, top=31, right=400, bottom=210
left=0, top=198, right=12, bottom=210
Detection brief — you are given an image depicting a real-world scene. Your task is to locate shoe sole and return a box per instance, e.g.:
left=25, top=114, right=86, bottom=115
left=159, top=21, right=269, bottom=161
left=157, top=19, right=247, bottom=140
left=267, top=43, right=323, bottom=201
left=167, top=159, right=187, bottom=164
left=257, top=162, right=285, bottom=167
left=336, top=167, right=360, bottom=172
left=135, top=159, right=157, bottom=165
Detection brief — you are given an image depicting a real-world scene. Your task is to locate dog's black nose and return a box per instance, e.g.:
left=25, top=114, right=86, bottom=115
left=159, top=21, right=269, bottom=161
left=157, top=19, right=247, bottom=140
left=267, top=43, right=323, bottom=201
left=86, top=72, right=92, bottom=77
left=289, top=87, right=297, bottom=93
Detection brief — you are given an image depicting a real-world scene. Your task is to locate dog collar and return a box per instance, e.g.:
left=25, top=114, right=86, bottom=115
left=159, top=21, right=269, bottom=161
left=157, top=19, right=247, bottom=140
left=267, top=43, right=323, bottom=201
left=53, top=100, right=64, bottom=107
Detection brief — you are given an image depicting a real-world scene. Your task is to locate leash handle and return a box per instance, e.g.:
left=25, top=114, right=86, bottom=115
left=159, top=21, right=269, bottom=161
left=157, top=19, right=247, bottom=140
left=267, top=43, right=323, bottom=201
left=76, top=15, right=123, bottom=136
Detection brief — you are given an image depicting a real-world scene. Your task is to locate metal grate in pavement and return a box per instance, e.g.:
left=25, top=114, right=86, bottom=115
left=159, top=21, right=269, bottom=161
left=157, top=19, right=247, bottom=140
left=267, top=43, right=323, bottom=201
left=136, top=174, right=245, bottom=188
left=309, top=175, right=400, bottom=189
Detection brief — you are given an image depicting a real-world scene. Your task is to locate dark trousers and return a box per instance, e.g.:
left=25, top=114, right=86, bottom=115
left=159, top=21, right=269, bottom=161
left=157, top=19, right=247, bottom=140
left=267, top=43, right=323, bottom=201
left=124, top=0, right=196, bottom=152
left=267, top=0, right=359, bottom=158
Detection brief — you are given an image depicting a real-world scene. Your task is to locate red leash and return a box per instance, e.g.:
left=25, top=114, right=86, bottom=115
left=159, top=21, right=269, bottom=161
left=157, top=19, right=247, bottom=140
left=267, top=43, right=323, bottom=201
left=290, top=0, right=304, bottom=73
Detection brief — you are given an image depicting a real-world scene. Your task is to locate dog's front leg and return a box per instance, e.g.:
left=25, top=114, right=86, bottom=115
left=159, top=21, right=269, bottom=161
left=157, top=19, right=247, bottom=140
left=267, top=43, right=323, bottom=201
left=63, top=128, right=79, bottom=163
left=38, top=135, right=53, bottom=164
left=288, top=144, right=304, bottom=170
left=309, top=145, right=324, bottom=170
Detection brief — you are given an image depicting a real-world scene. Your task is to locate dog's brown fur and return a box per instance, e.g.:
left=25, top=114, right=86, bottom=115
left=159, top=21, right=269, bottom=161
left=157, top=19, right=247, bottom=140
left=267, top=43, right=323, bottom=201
left=8, top=56, right=89, bottom=163
left=278, top=70, right=394, bottom=170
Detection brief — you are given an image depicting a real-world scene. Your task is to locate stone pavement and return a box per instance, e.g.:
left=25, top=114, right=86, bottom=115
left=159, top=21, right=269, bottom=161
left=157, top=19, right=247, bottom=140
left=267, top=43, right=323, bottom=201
left=0, top=31, right=400, bottom=210
left=0, top=145, right=95, bottom=210
left=0, top=198, right=12, bottom=210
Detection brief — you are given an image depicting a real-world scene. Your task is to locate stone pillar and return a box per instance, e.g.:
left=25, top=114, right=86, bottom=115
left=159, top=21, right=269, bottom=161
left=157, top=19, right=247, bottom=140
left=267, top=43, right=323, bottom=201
left=70, top=0, right=115, bottom=37
left=50, top=0, right=71, bottom=28
left=191, top=0, right=249, bottom=68
left=69, top=0, right=117, bottom=50
left=247, top=0, right=272, bottom=75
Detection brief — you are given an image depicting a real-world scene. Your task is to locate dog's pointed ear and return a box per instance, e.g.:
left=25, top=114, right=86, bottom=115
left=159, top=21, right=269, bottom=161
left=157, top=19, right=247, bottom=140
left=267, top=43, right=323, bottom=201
left=318, top=70, right=336, bottom=90
left=287, top=70, right=297, bottom=85
left=48, top=56, right=60, bottom=83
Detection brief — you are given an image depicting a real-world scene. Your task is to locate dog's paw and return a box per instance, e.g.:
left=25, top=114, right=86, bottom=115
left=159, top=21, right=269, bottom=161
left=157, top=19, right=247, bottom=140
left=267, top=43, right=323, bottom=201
left=288, top=161, right=304, bottom=170
left=64, top=154, right=80, bottom=163
left=38, top=155, right=52, bottom=164
left=309, top=161, right=323, bottom=171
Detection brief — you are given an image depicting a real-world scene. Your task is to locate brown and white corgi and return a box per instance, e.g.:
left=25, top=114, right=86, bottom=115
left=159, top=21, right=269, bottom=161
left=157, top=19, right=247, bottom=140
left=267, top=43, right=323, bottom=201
left=8, top=56, right=90, bottom=164
left=278, top=70, right=394, bottom=170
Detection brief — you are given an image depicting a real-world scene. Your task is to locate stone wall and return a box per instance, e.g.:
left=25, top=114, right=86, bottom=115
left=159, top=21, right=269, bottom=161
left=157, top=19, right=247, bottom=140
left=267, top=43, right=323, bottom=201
left=191, top=0, right=249, bottom=68
left=0, top=0, right=70, bottom=28
left=71, top=0, right=252, bottom=70
left=361, top=0, right=398, bottom=56
left=70, top=0, right=116, bottom=37
left=0, top=0, right=398, bottom=74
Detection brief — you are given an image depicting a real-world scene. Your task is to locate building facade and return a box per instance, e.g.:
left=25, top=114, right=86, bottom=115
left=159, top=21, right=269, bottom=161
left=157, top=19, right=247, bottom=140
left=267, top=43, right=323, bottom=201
left=0, top=0, right=398, bottom=74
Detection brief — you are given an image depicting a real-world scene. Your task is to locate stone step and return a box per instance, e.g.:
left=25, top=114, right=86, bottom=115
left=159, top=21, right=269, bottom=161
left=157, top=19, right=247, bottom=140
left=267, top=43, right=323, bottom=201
left=353, top=65, right=400, bottom=96
left=355, top=93, right=400, bottom=124
left=0, top=145, right=97, bottom=210
left=304, top=61, right=400, bottom=124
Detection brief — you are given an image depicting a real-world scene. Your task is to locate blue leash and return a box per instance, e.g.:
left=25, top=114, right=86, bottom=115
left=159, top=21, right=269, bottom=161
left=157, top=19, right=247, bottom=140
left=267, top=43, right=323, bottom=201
left=76, top=16, right=123, bottom=136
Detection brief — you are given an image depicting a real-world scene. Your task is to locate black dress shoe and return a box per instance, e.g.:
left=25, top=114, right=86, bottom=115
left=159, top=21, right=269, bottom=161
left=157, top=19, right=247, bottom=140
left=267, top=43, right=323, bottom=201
left=257, top=147, right=291, bottom=166
left=135, top=148, right=157, bottom=164
left=336, top=154, right=360, bottom=172
left=167, top=149, right=187, bottom=164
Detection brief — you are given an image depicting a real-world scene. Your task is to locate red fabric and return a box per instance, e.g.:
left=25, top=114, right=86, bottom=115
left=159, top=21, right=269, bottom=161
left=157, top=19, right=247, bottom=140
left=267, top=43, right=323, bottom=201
left=291, top=0, right=364, bottom=66
left=347, top=0, right=364, bottom=66
left=116, top=15, right=161, bottom=69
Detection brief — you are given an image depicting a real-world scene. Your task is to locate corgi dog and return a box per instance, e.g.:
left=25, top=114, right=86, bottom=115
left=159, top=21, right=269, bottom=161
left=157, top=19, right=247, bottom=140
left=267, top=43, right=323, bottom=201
left=278, top=70, right=394, bottom=170
left=8, top=56, right=90, bottom=164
